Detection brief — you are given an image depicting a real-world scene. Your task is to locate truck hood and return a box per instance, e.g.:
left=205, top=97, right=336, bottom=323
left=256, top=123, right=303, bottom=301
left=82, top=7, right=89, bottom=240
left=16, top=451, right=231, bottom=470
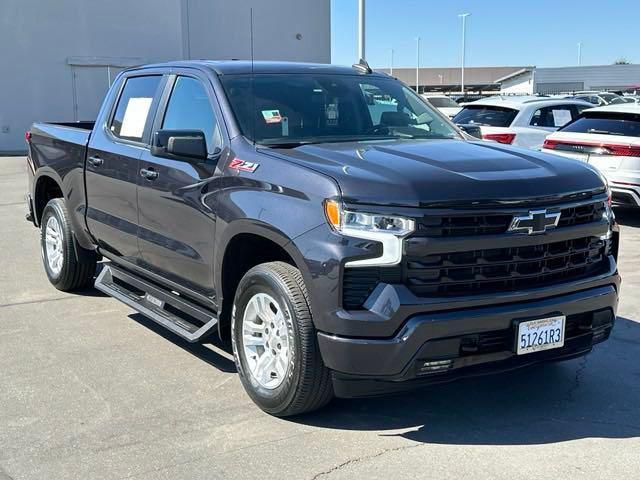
left=266, top=139, right=606, bottom=208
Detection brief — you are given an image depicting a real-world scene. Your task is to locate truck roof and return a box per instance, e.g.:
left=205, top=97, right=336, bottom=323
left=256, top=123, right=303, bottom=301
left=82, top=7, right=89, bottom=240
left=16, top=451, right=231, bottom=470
left=137, top=60, right=387, bottom=77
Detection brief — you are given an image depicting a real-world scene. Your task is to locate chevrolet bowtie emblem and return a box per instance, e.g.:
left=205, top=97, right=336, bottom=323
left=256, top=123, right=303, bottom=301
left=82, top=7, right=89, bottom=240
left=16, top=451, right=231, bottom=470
left=508, top=209, right=561, bottom=234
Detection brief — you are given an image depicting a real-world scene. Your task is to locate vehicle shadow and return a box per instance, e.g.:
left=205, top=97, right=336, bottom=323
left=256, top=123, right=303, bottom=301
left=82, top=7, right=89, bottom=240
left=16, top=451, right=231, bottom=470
left=294, top=316, right=640, bottom=446
left=128, top=312, right=237, bottom=373
left=614, top=207, right=640, bottom=227
left=71, top=287, right=108, bottom=298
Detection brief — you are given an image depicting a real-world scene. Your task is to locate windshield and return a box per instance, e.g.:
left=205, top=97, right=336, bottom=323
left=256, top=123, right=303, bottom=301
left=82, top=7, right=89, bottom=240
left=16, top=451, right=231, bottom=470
left=427, top=97, right=459, bottom=108
left=220, top=74, right=460, bottom=146
left=561, top=112, right=640, bottom=137
left=452, top=105, right=519, bottom=127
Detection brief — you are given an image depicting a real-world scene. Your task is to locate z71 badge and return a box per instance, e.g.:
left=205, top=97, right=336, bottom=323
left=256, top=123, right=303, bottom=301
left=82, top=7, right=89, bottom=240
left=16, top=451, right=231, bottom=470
left=229, top=158, right=259, bottom=173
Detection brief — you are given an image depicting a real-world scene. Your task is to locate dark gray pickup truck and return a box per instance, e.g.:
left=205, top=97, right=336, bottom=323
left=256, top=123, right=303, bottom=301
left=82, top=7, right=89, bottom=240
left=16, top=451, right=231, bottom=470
left=26, top=61, right=620, bottom=416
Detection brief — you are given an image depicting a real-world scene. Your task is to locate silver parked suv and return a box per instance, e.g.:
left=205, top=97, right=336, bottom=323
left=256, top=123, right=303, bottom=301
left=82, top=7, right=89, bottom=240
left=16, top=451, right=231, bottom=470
left=453, top=96, right=593, bottom=150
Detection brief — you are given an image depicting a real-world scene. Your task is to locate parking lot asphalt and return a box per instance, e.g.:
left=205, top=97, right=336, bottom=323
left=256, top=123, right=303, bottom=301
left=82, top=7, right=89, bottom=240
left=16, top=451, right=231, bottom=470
left=1, top=155, right=640, bottom=480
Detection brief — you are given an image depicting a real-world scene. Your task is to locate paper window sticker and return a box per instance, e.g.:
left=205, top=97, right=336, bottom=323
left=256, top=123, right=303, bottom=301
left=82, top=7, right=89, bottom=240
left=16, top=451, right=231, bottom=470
left=262, top=109, right=282, bottom=124
left=120, top=97, right=153, bottom=138
left=326, top=103, right=339, bottom=126
left=281, top=117, right=289, bottom=136
left=552, top=109, right=572, bottom=127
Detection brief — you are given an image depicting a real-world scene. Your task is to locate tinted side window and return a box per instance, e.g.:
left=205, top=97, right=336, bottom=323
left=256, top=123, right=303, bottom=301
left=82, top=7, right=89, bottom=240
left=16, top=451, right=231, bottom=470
left=529, top=105, right=573, bottom=128
left=110, top=76, right=161, bottom=141
left=162, top=76, right=222, bottom=151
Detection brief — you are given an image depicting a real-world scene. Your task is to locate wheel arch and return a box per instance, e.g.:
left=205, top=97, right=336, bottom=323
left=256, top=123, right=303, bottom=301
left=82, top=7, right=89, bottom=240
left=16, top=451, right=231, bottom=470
left=33, top=172, right=65, bottom=226
left=216, top=220, right=314, bottom=339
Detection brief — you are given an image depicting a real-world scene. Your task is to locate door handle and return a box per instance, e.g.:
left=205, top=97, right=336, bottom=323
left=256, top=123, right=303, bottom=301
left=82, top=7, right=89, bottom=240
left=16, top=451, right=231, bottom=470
left=140, top=168, right=159, bottom=181
left=87, top=155, right=104, bottom=167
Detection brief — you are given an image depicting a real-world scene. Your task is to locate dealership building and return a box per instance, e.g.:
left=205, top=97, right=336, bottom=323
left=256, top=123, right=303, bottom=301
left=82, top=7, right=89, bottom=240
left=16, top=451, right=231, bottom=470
left=379, top=64, right=640, bottom=96
left=499, top=64, right=640, bottom=94
left=0, top=0, right=331, bottom=153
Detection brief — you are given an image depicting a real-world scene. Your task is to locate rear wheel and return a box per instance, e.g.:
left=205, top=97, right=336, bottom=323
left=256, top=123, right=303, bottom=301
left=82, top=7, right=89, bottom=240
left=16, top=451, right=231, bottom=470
left=40, top=198, right=97, bottom=291
left=232, top=261, right=333, bottom=416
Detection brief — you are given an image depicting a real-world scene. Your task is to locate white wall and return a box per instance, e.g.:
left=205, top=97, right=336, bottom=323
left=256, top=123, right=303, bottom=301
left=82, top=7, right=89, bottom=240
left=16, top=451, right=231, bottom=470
left=500, top=74, right=534, bottom=94
left=0, top=0, right=330, bottom=153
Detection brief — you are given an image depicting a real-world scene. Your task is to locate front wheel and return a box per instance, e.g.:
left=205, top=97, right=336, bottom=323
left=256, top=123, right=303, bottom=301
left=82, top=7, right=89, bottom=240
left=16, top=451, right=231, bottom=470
left=40, top=198, right=97, bottom=291
left=232, top=261, right=333, bottom=416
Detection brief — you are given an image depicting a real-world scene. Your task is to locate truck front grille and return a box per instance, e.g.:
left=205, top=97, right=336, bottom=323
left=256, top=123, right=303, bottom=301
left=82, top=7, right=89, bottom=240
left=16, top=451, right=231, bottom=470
left=404, top=236, right=606, bottom=297
left=342, top=198, right=610, bottom=310
left=415, top=201, right=604, bottom=237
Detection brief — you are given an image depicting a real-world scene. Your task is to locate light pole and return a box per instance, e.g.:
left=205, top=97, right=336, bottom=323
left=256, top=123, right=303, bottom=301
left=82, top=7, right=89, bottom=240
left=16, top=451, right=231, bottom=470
left=459, top=13, right=471, bottom=96
left=577, top=42, right=582, bottom=66
left=416, top=36, right=421, bottom=93
left=358, top=0, right=366, bottom=60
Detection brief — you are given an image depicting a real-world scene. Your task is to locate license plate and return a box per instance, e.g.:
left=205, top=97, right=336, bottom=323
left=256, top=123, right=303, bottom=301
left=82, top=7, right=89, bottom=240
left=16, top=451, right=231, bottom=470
left=516, top=315, right=565, bottom=355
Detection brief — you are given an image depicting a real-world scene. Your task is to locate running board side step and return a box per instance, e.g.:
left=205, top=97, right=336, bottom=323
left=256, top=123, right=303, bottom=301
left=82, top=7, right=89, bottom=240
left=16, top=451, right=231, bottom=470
left=95, top=264, right=218, bottom=342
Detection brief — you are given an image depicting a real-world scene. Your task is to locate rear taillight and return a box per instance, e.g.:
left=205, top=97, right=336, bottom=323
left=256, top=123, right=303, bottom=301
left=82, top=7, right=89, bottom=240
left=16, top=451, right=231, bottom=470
left=603, top=144, right=640, bottom=157
left=482, top=133, right=516, bottom=144
left=25, top=131, right=32, bottom=143
left=542, top=139, right=640, bottom=157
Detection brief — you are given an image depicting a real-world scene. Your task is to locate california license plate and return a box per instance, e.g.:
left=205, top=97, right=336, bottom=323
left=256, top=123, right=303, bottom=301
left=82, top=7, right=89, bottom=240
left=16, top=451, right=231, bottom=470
left=516, top=315, right=565, bottom=355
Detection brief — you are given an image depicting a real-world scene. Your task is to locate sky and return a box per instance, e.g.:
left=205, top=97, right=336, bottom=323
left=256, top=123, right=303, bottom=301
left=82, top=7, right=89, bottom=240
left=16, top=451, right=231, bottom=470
left=331, top=0, right=638, bottom=69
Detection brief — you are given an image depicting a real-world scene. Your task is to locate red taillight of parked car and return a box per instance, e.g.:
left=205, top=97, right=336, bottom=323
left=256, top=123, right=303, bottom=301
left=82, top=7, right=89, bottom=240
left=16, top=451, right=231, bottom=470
left=604, top=144, right=640, bottom=157
left=543, top=139, right=640, bottom=157
left=482, top=133, right=516, bottom=144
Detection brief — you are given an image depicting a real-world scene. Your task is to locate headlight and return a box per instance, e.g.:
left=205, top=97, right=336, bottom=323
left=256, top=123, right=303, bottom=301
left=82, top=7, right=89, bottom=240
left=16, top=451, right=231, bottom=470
left=324, top=200, right=415, bottom=267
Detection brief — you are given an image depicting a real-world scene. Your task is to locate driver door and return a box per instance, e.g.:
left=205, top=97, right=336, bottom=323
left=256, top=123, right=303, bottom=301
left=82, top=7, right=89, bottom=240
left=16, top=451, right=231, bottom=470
left=136, top=72, right=226, bottom=300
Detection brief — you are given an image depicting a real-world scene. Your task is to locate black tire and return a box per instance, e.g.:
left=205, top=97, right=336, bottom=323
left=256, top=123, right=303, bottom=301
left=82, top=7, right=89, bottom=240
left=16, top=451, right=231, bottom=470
left=232, top=261, right=333, bottom=416
left=40, top=198, right=97, bottom=291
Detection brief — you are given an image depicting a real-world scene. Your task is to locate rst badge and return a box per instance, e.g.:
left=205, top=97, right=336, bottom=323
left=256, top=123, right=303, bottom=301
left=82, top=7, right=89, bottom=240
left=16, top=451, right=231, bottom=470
left=508, top=209, right=561, bottom=234
left=229, top=158, right=259, bottom=173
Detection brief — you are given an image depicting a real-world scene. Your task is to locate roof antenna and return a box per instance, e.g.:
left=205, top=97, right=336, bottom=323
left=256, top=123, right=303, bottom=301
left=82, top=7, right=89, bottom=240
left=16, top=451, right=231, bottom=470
left=352, top=58, right=372, bottom=74
left=250, top=7, right=256, bottom=146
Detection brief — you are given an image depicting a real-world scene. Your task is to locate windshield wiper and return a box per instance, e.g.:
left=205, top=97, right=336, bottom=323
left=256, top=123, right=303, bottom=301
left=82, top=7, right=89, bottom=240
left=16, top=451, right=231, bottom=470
left=586, top=128, right=625, bottom=136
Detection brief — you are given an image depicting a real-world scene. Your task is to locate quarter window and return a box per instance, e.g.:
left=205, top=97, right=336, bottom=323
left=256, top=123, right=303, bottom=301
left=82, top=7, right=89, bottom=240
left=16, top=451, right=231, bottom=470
left=530, top=106, right=574, bottom=128
left=162, top=76, right=222, bottom=152
left=110, top=76, right=161, bottom=142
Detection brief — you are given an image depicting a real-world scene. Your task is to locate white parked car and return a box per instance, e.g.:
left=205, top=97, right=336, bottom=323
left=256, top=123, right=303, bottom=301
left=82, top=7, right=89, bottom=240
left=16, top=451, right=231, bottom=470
left=422, top=95, right=462, bottom=118
left=542, top=103, right=640, bottom=208
left=452, top=97, right=593, bottom=149
left=622, top=95, right=640, bottom=104
left=571, top=91, right=626, bottom=106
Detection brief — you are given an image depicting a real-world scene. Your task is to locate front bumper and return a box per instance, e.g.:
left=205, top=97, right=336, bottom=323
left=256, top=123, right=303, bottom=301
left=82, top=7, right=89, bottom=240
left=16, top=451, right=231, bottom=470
left=610, top=180, right=640, bottom=207
left=318, top=277, right=619, bottom=398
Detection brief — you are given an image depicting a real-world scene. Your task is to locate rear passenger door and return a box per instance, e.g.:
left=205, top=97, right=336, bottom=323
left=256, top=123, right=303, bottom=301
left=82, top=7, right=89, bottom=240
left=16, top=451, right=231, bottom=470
left=86, top=74, right=164, bottom=261
left=136, top=72, right=226, bottom=299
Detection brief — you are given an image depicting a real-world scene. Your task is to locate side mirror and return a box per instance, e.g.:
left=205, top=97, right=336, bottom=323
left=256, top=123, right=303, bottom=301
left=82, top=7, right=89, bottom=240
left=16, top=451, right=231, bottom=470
left=151, top=130, right=207, bottom=161
left=457, top=123, right=483, bottom=139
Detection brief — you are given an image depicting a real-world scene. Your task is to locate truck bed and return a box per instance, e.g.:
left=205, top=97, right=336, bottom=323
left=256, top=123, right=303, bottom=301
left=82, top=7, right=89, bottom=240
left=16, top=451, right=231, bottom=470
left=29, top=121, right=95, bottom=172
